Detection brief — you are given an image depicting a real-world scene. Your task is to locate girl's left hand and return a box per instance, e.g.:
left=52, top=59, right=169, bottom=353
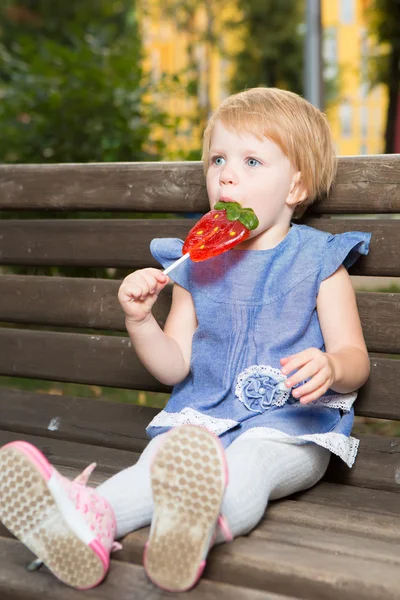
left=280, top=348, right=337, bottom=404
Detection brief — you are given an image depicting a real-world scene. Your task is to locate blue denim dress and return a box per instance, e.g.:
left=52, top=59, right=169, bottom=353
left=146, top=223, right=371, bottom=468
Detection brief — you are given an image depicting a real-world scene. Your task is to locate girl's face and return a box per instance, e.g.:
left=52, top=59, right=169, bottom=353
left=206, top=120, right=305, bottom=248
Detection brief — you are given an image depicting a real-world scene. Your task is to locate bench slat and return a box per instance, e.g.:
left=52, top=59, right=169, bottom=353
left=0, top=275, right=171, bottom=335
left=0, top=388, right=154, bottom=454
left=249, top=521, right=400, bottom=565
left=0, top=328, right=169, bottom=392
left=0, top=430, right=140, bottom=477
left=294, top=482, right=400, bottom=516
left=0, top=391, right=398, bottom=492
left=0, top=329, right=398, bottom=419
left=0, top=275, right=399, bottom=355
left=0, top=218, right=398, bottom=275
left=265, top=498, right=399, bottom=542
left=119, top=527, right=400, bottom=600
left=325, top=435, right=400, bottom=493
left=0, top=538, right=285, bottom=600
left=0, top=156, right=399, bottom=213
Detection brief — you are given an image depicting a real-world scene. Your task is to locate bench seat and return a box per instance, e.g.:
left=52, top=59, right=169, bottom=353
left=0, top=157, right=399, bottom=599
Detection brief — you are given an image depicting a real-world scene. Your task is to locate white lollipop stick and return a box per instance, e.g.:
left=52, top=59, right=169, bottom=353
left=162, top=252, right=190, bottom=276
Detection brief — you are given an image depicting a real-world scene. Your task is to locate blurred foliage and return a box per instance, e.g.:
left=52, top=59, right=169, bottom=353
left=229, top=0, right=305, bottom=95
left=0, top=0, right=175, bottom=163
left=0, top=1, right=183, bottom=279
left=366, top=0, right=400, bottom=153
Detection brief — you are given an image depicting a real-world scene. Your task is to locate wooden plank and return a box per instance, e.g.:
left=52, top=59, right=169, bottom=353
left=0, top=430, right=140, bottom=477
left=0, top=275, right=171, bottom=334
left=325, top=435, right=400, bottom=493
left=205, top=536, right=400, bottom=600
left=0, top=538, right=287, bottom=600
left=1, top=326, right=399, bottom=419
left=294, top=482, right=400, bottom=517
left=1, top=275, right=399, bottom=355
left=249, top=521, right=400, bottom=565
left=0, top=155, right=399, bottom=213
left=356, top=354, right=400, bottom=419
left=119, top=529, right=400, bottom=600
left=0, top=388, right=156, bottom=454
left=263, top=499, right=400, bottom=542
left=355, top=292, right=400, bottom=354
left=0, top=218, right=399, bottom=276
left=0, top=328, right=170, bottom=392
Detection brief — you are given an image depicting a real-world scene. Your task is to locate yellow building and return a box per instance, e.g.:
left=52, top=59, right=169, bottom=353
left=322, top=0, right=388, bottom=155
left=140, top=1, right=240, bottom=158
left=141, top=0, right=388, bottom=157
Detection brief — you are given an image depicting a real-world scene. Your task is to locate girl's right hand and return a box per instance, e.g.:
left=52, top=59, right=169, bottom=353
left=118, top=268, right=170, bottom=325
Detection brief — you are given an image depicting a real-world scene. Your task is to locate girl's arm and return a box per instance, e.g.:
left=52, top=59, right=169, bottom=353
left=280, top=265, right=370, bottom=402
left=316, top=264, right=370, bottom=393
left=126, top=283, right=197, bottom=387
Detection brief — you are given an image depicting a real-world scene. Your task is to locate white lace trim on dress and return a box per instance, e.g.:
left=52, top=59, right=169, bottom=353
left=311, top=391, right=357, bottom=412
left=146, top=407, right=238, bottom=436
left=237, top=427, right=359, bottom=468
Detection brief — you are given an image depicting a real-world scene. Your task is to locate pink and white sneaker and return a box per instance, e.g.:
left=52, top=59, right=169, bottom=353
left=144, top=425, right=231, bottom=592
left=0, top=441, right=120, bottom=589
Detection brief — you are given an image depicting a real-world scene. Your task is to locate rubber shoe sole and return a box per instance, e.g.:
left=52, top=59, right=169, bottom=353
left=144, top=425, right=227, bottom=592
left=0, top=442, right=107, bottom=589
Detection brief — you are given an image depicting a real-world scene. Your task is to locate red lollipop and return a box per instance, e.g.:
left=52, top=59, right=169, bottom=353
left=163, top=201, right=259, bottom=275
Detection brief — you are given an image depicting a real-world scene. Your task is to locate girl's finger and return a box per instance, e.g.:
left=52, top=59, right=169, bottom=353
left=285, top=360, right=320, bottom=389
left=281, top=348, right=320, bottom=375
left=123, top=284, right=143, bottom=300
left=298, top=381, right=330, bottom=404
left=293, top=370, right=328, bottom=400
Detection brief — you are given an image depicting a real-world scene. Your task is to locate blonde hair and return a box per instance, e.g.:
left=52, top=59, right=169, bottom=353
left=202, top=87, right=337, bottom=218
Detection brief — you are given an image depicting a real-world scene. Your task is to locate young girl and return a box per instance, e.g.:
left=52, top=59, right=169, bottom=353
left=0, top=88, right=371, bottom=593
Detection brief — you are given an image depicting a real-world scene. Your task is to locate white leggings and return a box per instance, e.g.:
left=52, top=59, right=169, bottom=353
left=97, top=432, right=331, bottom=541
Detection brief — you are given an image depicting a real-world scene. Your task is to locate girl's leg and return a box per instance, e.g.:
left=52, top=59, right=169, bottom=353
left=215, top=435, right=330, bottom=543
left=96, top=433, right=167, bottom=539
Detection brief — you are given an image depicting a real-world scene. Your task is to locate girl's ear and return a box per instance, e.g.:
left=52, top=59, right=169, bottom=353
left=286, top=172, right=308, bottom=208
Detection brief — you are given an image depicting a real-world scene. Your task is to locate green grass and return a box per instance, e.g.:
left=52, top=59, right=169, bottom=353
left=0, top=376, right=170, bottom=409
left=357, top=284, right=400, bottom=293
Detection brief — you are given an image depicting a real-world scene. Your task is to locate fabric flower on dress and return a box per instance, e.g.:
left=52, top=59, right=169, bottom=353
left=235, top=365, right=292, bottom=414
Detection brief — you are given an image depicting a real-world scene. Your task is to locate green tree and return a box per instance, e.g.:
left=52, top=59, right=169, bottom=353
left=367, top=0, right=400, bottom=153
left=0, top=0, right=170, bottom=163
left=230, top=0, right=305, bottom=95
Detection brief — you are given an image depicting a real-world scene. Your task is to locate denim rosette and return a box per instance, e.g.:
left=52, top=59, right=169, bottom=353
left=235, top=365, right=292, bottom=414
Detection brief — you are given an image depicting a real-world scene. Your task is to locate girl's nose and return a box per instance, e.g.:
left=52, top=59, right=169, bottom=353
left=219, top=166, right=237, bottom=185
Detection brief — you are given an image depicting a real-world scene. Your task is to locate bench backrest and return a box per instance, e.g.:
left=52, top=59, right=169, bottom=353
left=0, top=156, right=399, bottom=493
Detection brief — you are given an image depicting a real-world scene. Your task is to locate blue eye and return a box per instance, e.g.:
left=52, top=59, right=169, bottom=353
left=247, top=158, right=261, bottom=167
left=212, top=156, right=225, bottom=166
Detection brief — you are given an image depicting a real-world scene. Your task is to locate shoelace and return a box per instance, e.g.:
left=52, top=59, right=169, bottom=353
left=27, top=462, right=122, bottom=571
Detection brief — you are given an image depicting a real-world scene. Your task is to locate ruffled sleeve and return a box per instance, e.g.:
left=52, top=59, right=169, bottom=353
left=150, top=238, right=191, bottom=291
left=318, top=230, right=371, bottom=286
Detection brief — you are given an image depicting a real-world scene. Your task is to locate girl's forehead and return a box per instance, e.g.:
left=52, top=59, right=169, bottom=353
left=210, top=120, right=284, bottom=157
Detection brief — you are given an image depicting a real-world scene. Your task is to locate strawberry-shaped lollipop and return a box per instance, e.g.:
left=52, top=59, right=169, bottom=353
left=163, top=201, right=259, bottom=275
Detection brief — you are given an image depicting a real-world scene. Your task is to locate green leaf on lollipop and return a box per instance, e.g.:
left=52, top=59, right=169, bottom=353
left=214, top=201, right=258, bottom=230
left=240, top=208, right=259, bottom=231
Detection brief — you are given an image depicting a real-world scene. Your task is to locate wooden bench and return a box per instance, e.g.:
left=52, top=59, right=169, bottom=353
left=0, top=156, right=399, bottom=600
